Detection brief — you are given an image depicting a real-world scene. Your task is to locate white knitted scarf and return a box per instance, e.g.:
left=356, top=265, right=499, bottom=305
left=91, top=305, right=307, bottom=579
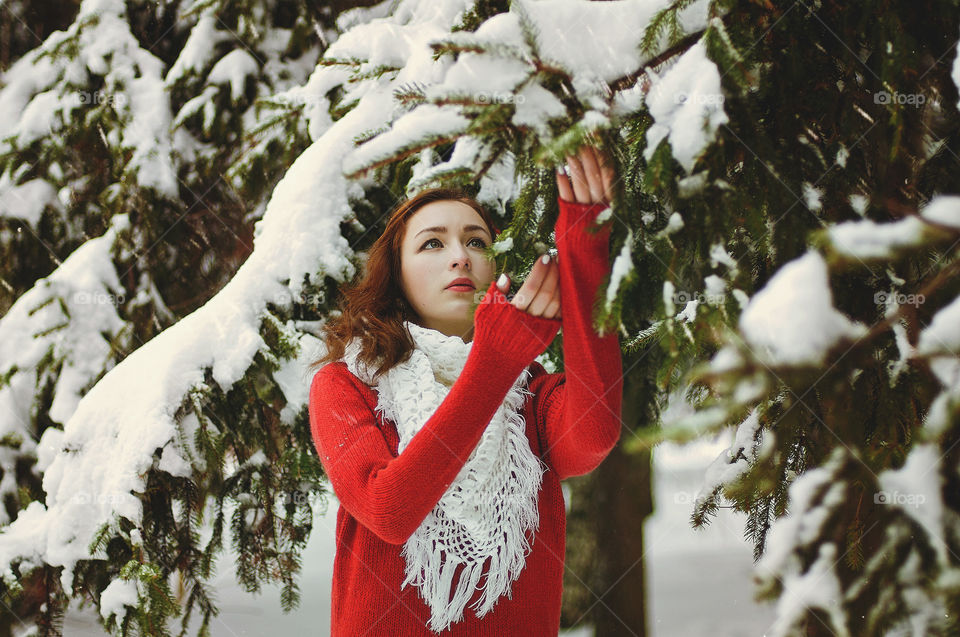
left=340, top=321, right=546, bottom=633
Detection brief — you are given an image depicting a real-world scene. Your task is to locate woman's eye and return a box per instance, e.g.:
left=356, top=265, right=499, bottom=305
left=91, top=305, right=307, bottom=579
left=420, top=237, right=486, bottom=250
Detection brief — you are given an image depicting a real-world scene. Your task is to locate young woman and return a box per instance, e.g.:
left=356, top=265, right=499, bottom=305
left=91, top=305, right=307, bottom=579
left=309, top=146, right=623, bottom=636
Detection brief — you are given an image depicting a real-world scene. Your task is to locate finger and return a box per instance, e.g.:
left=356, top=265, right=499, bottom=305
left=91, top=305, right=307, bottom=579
left=565, top=155, right=591, bottom=203
left=526, top=258, right=559, bottom=316
left=578, top=147, right=605, bottom=203
left=497, top=273, right=510, bottom=292
left=512, top=256, right=550, bottom=312
left=556, top=167, right=574, bottom=202
left=596, top=149, right=616, bottom=201
left=543, top=297, right=561, bottom=320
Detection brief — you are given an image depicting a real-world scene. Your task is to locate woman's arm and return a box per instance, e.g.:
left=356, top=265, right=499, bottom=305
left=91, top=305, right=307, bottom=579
left=529, top=147, right=624, bottom=480
left=309, top=283, right=560, bottom=546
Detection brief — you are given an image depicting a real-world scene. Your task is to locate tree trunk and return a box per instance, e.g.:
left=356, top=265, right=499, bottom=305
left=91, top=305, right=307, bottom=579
left=591, top=444, right=652, bottom=637
left=590, top=352, right=657, bottom=637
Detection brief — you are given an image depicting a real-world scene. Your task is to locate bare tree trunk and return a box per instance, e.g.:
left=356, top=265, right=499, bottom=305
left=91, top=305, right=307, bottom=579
left=591, top=444, right=652, bottom=637
left=560, top=351, right=658, bottom=636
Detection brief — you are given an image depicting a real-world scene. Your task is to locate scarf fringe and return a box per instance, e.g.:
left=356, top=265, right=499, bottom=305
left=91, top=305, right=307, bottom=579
left=340, top=326, right=546, bottom=633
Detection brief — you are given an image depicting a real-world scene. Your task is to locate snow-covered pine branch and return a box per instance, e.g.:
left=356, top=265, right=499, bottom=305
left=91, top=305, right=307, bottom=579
left=0, top=0, right=341, bottom=631
left=0, top=216, right=131, bottom=525
left=669, top=195, right=960, bottom=634
left=342, top=0, right=713, bottom=180
left=334, top=0, right=719, bottom=348
left=0, top=0, right=713, bottom=624
left=2, top=0, right=957, bottom=635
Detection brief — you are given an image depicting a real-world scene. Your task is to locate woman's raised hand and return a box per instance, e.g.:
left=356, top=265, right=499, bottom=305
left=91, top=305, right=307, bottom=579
left=495, top=253, right=561, bottom=320
left=490, top=146, right=615, bottom=321
left=556, top=145, right=615, bottom=205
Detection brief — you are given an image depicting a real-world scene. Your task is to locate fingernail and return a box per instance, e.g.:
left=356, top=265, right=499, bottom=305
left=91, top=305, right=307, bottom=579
left=497, top=273, right=508, bottom=289
left=541, top=254, right=550, bottom=265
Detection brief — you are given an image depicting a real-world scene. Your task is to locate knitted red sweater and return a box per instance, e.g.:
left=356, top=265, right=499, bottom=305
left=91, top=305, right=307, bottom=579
left=309, top=198, right=623, bottom=636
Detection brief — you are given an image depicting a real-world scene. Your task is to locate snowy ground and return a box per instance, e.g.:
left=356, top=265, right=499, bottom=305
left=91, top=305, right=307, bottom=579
left=57, top=435, right=776, bottom=636
left=643, top=437, right=777, bottom=636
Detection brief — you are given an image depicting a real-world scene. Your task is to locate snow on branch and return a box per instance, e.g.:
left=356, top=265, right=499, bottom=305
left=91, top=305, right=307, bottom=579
left=343, top=104, right=471, bottom=177
left=343, top=0, right=713, bottom=178
left=517, top=0, right=708, bottom=84
left=916, top=294, right=960, bottom=390
left=754, top=449, right=852, bottom=637
left=739, top=252, right=868, bottom=367
left=643, top=39, right=728, bottom=174
left=0, top=176, right=62, bottom=227
left=0, top=0, right=177, bottom=198
left=0, top=0, right=470, bottom=590
left=0, top=216, right=130, bottom=526
left=822, top=196, right=960, bottom=262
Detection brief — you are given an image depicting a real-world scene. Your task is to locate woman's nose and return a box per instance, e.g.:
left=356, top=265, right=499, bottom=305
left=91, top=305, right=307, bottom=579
left=449, top=245, right=470, bottom=268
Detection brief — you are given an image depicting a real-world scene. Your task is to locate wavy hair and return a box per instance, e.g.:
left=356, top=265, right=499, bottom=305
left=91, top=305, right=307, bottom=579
left=313, top=188, right=501, bottom=383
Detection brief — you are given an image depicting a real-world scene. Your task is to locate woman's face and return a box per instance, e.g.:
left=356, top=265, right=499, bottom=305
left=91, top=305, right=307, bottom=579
left=399, top=200, right=496, bottom=343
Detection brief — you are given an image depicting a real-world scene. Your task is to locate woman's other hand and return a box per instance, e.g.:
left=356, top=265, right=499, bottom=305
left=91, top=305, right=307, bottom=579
left=489, top=145, right=616, bottom=322
left=556, top=145, right=615, bottom=205
left=495, top=253, right=561, bottom=320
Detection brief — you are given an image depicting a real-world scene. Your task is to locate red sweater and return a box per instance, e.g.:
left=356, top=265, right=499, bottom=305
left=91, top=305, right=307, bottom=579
left=309, top=198, right=623, bottom=636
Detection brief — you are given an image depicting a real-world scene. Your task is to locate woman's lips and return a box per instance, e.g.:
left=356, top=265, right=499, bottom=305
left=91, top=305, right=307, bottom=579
left=446, top=285, right=474, bottom=293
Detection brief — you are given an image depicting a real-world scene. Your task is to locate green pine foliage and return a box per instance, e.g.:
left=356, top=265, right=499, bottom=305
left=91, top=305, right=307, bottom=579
left=339, top=0, right=960, bottom=633
left=631, top=1, right=960, bottom=634
left=3, top=0, right=960, bottom=635
left=0, top=0, right=332, bottom=633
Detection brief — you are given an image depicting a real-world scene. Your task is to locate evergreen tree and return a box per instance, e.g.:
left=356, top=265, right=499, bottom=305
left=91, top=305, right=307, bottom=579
left=1, top=0, right=959, bottom=636
left=0, top=0, right=332, bottom=633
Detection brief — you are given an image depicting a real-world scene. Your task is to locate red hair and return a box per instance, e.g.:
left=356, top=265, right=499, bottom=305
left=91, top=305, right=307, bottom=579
left=313, top=188, right=501, bottom=383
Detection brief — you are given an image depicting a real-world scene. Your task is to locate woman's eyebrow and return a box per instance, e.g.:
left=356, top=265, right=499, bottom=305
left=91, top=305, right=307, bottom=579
left=414, top=224, right=490, bottom=239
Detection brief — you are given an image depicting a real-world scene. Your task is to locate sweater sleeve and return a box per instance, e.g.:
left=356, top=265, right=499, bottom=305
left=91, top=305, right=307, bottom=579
left=309, top=295, right=560, bottom=546
left=528, top=197, right=624, bottom=480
